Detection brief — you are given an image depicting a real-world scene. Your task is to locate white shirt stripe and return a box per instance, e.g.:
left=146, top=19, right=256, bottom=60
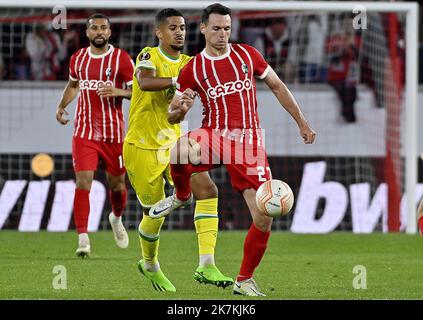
left=193, top=56, right=212, bottom=127
left=99, top=55, right=106, bottom=142
left=76, top=49, right=88, bottom=138
left=113, top=49, right=121, bottom=143
left=210, top=60, right=228, bottom=135
left=73, top=49, right=86, bottom=137
left=227, top=54, right=246, bottom=143
left=73, top=49, right=84, bottom=81
left=73, top=94, right=81, bottom=137
left=237, top=44, right=262, bottom=147
left=83, top=56, right=93, bottom=139
left=232, top=46, right=254, bottom=144
left=104, top=47, right=114, bottom=141
left=76, top=51, right=88, bottom=138
left=106, top=47, right=116, bottom=143
left=258, top=65, right=271, bottom=79
left=201, top=54, right=219, bottom=129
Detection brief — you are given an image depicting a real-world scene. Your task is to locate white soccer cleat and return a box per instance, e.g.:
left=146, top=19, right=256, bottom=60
left=108, top=213, right=129, bottom=249
left=149, top=193, right=193, bottom=219
left=75, top=236, right=91, bottom=258
left=233, top=278, right=266, bottom=297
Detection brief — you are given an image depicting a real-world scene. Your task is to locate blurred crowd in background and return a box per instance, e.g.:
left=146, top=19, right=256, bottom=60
left=0, top=8, right=414, bottom=123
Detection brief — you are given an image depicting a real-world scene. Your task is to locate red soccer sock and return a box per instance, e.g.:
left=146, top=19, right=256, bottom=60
left=110, top=188, right=127, bottom=218
left=237, top=223, right=271, bottom=282
left=418, top=216, right=423, bottom=236
left=73, top=188, right=90, bottom=234
left=170, top=163, right=193, bottom=201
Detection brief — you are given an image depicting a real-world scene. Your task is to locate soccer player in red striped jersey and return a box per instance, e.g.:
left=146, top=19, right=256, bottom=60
left=416, top=198, right=423, bottom=235
left=55, top=13, right=134, bottom=257
left=149, top=3, right=316, bottom=296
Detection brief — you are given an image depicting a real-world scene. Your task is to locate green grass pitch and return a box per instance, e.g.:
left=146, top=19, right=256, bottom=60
left=0, top=230, right=422, bottom=299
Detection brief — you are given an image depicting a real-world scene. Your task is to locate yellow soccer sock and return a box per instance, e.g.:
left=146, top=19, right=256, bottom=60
left=194, top=198, right=219, bottom=260
left=138, top=214, right=165, bottom=265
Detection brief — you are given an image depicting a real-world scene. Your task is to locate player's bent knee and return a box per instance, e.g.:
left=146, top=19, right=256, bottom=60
left=191, top=172, right=218, bottom=199
left=110, top=182, right=125, bottom=192
left=253, top=215, right=273, bottom=232
left=202, top=182, right=218, bottom=199
left=170, top=137, right=200, bottom=165
left=76, top=181, right=92, bottom=190
left=188, top=138, right=201, bottom=165
left=107, top=175, right=126, bottom=192
left=193, top=182, right=218, bottom=200
left=75, top=173, right=94, bottom=190
left=209, top=183, right=219, bottom=198
left=170, top=139, right=189, bottom=165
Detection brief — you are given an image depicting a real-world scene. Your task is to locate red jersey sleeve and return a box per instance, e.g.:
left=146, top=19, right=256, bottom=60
left=68, top=51, right=78, bottom=81
left=119, top=50, right=135, bottom=87
left=175, top=60, right=197, bottom=96
left=243, top=44, right=271, bottom=79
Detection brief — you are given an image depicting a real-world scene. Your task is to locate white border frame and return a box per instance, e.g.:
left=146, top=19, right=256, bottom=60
left=0, top=1, right=419, bottom=233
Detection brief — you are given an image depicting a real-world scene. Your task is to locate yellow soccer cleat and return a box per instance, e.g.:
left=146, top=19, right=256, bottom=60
left=137, top=260, right=176, bottom=292
left=194, top=265, right=234, bottom=288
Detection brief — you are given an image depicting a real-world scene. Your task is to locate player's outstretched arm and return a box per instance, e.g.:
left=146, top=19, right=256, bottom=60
left=56, top=79, right=79, bottom=125
left=263, top=67, right=316, bottom=144
left=167, top=89, right=195, bottom=124
left=97, top=84, right=132, bottom=100
left=135, top=68, right=176, bottom=91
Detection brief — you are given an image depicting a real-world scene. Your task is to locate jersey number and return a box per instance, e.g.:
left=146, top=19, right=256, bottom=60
left=119, top=155, right=123, bottom=169
left=257, top=166, right=271, bottom=182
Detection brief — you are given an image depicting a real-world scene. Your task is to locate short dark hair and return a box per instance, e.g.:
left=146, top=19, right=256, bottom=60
left=155, top=8, right=184, bottom=26
left=201, top=3, right=231, bottom=24
left=86, top=13, right=110, bottom=28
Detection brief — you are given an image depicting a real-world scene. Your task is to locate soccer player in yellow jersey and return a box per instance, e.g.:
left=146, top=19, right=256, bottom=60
left=123, top=8, right=233, bottom=292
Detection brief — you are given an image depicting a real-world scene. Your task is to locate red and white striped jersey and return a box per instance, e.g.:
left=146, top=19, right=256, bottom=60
left=175, top=43, right=270, bottom=145
left=69, top=45, right=134, bottom=143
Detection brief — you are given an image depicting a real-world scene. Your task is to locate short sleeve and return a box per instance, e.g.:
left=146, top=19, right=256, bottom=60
left=175, top=60, right=197, bottom=96
left=119, top=50, right=135, bottom=86
left=68, top=52, right=78, bottom=81
left=135, top=47, right=156, bottom=71
left=246, top=45, right=270, bottom=79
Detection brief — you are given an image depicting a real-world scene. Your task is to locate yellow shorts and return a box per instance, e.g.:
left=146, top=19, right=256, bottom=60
left=123, top=142, right=173, bottom=208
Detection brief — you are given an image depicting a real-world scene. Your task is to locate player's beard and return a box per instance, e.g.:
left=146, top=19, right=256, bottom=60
left=170, top=44, right=184, bottom=51
left=90, top=37, right=108, bottom=49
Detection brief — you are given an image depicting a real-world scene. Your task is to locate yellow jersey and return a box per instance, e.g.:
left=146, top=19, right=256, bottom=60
left=125, top=46, right=192, bottom=150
